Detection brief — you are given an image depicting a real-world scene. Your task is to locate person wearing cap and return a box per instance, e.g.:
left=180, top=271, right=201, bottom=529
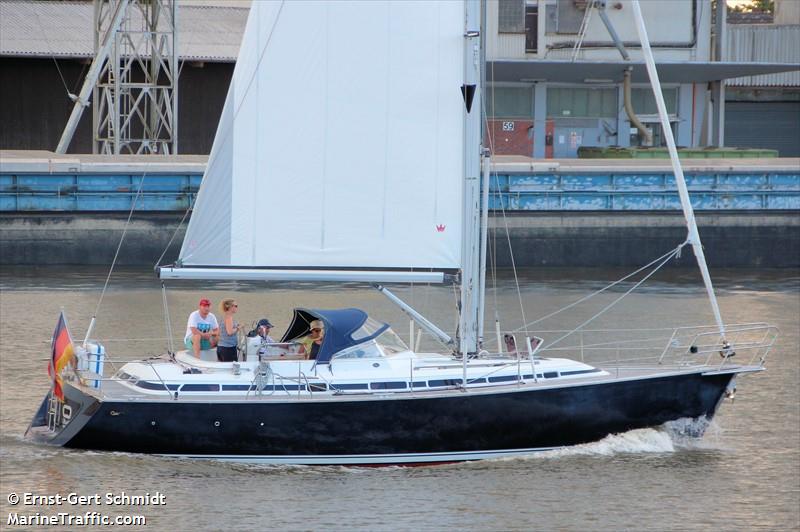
left=184, top=298, right=220, bottom=357
left=298, top=319, right=324, bottom=360
left=255, top=318, right=277, bottom=344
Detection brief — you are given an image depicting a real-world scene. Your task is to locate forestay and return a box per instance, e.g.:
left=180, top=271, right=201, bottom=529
left=178, top=0, right=465, bottom=271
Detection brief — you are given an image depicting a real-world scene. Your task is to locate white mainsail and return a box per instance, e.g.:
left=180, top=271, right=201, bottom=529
left=178, top=0, right=466, bottom=272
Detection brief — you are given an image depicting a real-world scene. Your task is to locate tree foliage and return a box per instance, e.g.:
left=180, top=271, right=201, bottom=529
left=729, top=0, right=775, bottom=13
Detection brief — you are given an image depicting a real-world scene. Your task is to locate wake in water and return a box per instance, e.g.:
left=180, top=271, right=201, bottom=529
left=526, top=416, right=726, bottom=460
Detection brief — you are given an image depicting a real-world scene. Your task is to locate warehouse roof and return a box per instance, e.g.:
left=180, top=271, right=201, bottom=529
left=0, top=0, right=247, bottom=62
left=2, top=0, right=797, bottom=88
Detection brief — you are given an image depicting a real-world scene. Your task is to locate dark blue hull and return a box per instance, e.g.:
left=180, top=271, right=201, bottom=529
left=42, top=371, right=735, bottom=462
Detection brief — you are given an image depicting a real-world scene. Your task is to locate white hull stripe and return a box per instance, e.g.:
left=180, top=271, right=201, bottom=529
left=161, top=447, right=562, bottom=465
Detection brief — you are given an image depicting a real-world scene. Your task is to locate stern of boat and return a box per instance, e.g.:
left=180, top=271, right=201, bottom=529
left=25, top=381, right=103, bottom=446
left=25, top=341, right=108, bottom=448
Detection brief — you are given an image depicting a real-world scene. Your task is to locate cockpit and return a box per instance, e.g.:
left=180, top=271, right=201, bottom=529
left=249, top=308, right=409, bottom=363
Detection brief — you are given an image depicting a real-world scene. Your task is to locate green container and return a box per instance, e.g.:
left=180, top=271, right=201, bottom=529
left=577, top=146, right=779, bottom=159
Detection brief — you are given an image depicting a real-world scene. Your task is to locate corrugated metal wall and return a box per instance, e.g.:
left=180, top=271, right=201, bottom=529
left=725, top=101, right=800, bottom=157
left=726, top=25, right=800, bottom=87
left=0, top=58, right=233, bottom=154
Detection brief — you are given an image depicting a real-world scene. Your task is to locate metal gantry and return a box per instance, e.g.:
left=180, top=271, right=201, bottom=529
left=93, top=0, right=178, bottom=154
left=58, top=0, right=178, bottom=155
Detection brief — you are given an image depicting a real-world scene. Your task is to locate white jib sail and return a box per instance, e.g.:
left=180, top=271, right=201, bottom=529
left=179, top=1, right=465, bottom=271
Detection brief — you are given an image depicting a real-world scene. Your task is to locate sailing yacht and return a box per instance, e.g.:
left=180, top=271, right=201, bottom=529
left=26, top=0, right=776, bottom=465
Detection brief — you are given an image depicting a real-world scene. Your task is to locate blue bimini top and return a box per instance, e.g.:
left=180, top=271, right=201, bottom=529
left=280, top=308, right=389, bottom=364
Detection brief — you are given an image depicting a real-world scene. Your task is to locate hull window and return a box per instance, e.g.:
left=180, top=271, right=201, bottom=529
left=488, top=375, right=518, bottom=383
left=136, top=381, right=179, bottom=391
left=370, top=381, right=407, bottom=390
left=561, top=369, right=602, bottom=376
left=429, top=379, right=463, bottom=387
left=332, top=383, right=369, bottom=390
left=180, top=384, right=221, bottom=392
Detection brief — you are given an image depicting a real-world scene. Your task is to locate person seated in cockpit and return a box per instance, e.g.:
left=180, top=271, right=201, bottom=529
left=254, top=318, right=276, bottom=344
left=298, top=320, right=324, bottom=360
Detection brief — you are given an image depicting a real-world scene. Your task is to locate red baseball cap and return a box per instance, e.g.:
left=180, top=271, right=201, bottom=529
left=199, top=298, right=211, bottom=306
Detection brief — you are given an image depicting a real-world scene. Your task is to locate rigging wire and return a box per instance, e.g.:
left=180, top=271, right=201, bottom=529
left=52, top=58, right=73, bottom=100
left=571, top=1, right=595, bottom=62
left=486, top=62, right=501, bottom=350
left=153, top=206, right=192, bottom=269
left=485, top=61, right=530, bottom=341
left=513, top=241, right=688, bottom=332
left=83, top=174, right=147, bottom=344
left=30, top=7, right=77, bottom=101
left=542, top=244, right=683, bottom=350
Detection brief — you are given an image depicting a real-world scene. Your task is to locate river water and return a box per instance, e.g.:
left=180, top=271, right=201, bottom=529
left=0, top=266, right=797, bottom=531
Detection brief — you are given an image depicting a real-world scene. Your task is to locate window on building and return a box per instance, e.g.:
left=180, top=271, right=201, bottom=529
left=498, top=0, right=525, bottom=33
left=631, top=122, right=678, bottom=148
left=525, top=5, right=538, bottom=53
left=631, top=88, right=678, bottom=116
left=547, top=88, right=617, bottom=118
left=556, top=0, right=587, bottom=34
left=486, top=86, right=533, bottom=118
left=545, top=3, right=558, bottom=33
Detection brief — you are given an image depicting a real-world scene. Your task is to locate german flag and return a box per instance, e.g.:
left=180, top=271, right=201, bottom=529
left=48, top=312, right=74, bottom=401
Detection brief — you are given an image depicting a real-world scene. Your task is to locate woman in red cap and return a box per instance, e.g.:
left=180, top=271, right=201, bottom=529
left=184, top=298, right=219, bottom=357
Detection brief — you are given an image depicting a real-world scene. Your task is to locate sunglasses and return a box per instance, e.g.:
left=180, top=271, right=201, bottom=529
left=312, top=328, right=322, bottom=332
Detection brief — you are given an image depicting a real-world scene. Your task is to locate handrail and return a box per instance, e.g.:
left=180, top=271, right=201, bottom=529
left=491, top=323, right=779, bottom=373
left=144, top=360, right=176, bottom=400
left=63, top=323, right=778, bottom=402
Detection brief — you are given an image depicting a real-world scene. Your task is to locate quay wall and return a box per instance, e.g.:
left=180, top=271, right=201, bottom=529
left=0, top=211, right=797, bottom=268
left=1, top=153, right=798, bottom=268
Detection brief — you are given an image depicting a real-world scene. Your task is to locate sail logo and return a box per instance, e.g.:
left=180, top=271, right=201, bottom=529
left=436, top=224, right=446, bottom=233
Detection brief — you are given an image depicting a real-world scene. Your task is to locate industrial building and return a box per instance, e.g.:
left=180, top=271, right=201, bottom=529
left=725, top=9, right=800, bottom=156
left=482, top=0, right=799, bottom=157
left=0, top=0, right=798, bottom=268
left=0, top=0, right=243, bottom=154
left=0, top=0, right=797, bottom=156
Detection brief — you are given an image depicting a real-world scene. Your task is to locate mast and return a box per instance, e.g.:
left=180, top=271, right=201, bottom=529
left=477, top=152, right=490, bottom=347
left=459, top=0, right=483, bottom=363
left=630, top=0, right=726, bottom=340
